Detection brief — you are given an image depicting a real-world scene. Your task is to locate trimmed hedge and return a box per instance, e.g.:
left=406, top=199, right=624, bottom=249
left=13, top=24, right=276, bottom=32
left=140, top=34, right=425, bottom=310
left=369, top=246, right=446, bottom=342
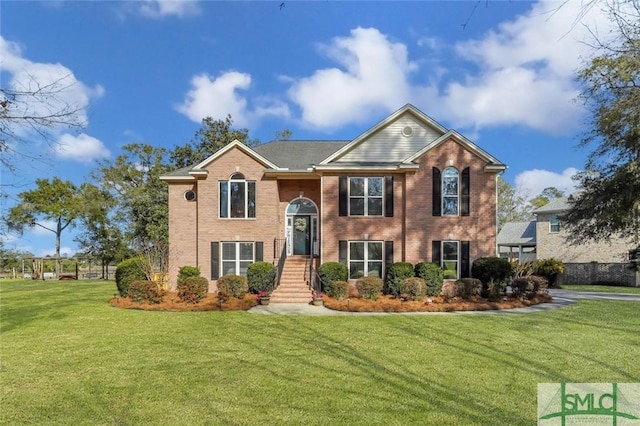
left=442, top=278, right=482, bottom=300
left=247, top=261, right=276, bottom=293
left=415, top=262, right=444, bottom=296
left=115, top=257, right=146, bottom=297
left=217, top=275, right=248, bottom=298
left=356, top=276, right=383, bottom=300
left=325, top=280, right=349, bottom=299
left=384, top=262, right=414, bottom=296
left=177, top=276, right=209, bottom=303
left=318, top=262, right=348, bottom=293
left=512, top=275, right=548, bottom=299
left=127, top=280, right=164, bottom=304
left=471, top=257, right=513, bottom=298
left=401, top=277, right=426, bottom=301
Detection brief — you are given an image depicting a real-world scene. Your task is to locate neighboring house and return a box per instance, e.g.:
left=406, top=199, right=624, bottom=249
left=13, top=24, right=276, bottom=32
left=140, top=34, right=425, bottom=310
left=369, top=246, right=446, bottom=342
left=497, top=221, right=536, bottom=262
left=160, top=104, right=506, bottom=295
left=534, top=197, right=631, bottom=263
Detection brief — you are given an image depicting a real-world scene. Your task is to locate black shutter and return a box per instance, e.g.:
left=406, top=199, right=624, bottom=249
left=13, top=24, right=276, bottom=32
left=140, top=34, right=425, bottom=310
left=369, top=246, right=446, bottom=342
left=211, top=242, right=219, bottom=280
left=461, top=241, right=470, bottom=278
left=432, top=167, right=441, bottom=216
left=339, top=240, right=348, bottom=265
left=461, top=167, right=470, bottom=216
left=339, top=176, right=348, bottom=216
left=255, top=241, right=263, bottom=262
left=384, top=241, right=394, bottom=276
left=384, top=176, right=394, bottom=217
left=432, top=240, right=441, bottom=266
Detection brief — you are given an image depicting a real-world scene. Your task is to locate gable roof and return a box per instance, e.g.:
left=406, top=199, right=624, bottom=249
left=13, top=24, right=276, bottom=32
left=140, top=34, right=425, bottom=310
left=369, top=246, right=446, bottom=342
left=497, top=221, right=536, bottom=246
left=318, top=104, right=505, bottom=171
left=533, top=197, right=570, bottom=214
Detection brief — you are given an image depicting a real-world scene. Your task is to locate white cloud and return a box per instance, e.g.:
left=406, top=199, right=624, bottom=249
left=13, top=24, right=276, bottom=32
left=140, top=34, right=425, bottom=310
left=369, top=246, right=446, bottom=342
left=53, top=133, right=111, bottom=164
left=138, top=0, right=200, bottom=18
left=438, top=0, right=613, bottom=134
left=0, top=36, right=104, bottom=140
left=288, top=27, right=417, bottom=130
left=176, top=71, right=252, bottom=126
left=515, top=167, right=579, bottom=199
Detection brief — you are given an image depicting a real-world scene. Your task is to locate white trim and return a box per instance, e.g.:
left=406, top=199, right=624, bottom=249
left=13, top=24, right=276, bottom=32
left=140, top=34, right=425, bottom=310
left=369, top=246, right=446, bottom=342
left=403, top=130, right=504, bottom=166
left=194, top=140, right=281, bottom=170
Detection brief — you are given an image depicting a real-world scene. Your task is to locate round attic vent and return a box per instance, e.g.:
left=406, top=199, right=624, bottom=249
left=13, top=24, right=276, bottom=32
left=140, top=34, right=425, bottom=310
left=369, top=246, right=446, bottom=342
left=401, top=126, right=413, bottom=137
left=184, top=190, right=196, bottom=201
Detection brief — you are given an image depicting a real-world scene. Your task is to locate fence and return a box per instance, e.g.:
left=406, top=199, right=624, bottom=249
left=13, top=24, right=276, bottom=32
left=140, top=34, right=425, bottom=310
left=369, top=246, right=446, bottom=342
left=558, top=262, right=639, bottom=287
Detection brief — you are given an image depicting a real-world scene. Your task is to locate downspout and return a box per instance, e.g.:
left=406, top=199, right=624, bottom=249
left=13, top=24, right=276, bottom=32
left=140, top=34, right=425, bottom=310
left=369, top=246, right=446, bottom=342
left=495, top=169, right=506, bottom=257
left=195, top=184, right=199, bottom=269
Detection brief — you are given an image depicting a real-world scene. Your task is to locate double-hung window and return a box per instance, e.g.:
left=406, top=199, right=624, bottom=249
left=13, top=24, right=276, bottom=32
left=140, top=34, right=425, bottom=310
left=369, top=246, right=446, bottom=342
left=549, top=215, right=561, bottom=233
left=349, top=177, right=383, bottom=216
left=348, top=241, right=383, bottom=279
left=220, top=173, right=256, bottom=218
left=221, top=242, right=254, bottom=276
left=441, top=241, right=459, bottom=280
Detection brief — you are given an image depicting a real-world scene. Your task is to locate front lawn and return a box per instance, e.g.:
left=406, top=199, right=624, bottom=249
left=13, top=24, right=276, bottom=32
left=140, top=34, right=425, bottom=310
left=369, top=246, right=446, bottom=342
left=1, top=279, right=638, bottom=425
left=560, top=284, right=640, bottom=294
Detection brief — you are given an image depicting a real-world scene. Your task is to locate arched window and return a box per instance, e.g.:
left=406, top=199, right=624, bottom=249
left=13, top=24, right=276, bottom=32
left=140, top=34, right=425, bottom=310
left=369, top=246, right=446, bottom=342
left=442, top=167, right=459, bottom=216
left=219, top=173, right=256, bottom=218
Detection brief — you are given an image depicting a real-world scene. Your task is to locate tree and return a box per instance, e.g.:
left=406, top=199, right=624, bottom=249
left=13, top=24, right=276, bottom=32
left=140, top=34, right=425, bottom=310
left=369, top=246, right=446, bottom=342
left=94, top=143, right=169, bottom=247
left=170, top=115, right=259, bottom=168
left=564, top=0, right=640, bottom=244
left=496, top=176, right=533, bottom=231
left=529, top=187, right=565, bottom=209
left=74, top=183, right=130, bottom=278
left=7, top=177, right=84, bottom=275
left=1, top=76, right=86, bottom=174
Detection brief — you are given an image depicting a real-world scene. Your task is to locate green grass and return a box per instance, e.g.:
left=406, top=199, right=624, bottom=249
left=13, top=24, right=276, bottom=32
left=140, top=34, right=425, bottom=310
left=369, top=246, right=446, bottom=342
left=2, top=279, right=639, bottom=425
left=560, top=284, right=640, bottom=294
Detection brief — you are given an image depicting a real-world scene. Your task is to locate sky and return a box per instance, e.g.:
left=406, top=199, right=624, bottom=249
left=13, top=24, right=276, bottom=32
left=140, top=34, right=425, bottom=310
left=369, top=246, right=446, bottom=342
left=0, top=0, right=615, bottom=257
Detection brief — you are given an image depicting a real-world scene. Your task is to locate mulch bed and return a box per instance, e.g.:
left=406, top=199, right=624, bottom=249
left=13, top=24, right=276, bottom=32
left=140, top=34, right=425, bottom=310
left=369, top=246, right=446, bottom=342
left=323, top=294, right=553, bottom=312
left=110, top=292, right=552, bottom=312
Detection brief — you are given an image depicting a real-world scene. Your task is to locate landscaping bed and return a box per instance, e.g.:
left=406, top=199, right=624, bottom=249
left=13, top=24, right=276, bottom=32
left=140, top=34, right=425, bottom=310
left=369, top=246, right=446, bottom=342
left=109, top=292, right=258, bottom=311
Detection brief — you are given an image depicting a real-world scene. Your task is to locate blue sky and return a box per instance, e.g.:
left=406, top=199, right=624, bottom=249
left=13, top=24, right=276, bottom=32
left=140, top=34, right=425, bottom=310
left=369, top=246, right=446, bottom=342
left=1, top=0, right=613, bottom=257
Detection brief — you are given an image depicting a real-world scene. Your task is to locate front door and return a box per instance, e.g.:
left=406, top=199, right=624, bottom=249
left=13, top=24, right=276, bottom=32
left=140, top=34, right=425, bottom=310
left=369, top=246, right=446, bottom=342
left=292, top=215, right=310, bottom=255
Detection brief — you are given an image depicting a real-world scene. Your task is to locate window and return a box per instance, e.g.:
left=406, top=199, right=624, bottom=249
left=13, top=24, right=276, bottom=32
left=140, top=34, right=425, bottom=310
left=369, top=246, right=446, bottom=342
left=441, top=241, right=459, bottom=280
left=221, top=242, right=254, bottom=276
left=549, top=215, right=561, bottom=233
left=442, top=167, right=459, bottom=216
left=349, top=177, right=383, bottom=216
left=348, top=241, right=383, bottom=279
left=220, top=173, right=256, bottom=218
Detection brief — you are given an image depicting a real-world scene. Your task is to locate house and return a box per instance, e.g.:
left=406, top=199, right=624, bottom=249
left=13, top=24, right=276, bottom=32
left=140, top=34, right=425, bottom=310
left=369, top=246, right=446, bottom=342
left=160, top=104, right=506, bottom=300
left=534, top=197, right=631, bottom=263
left=497, top=221, right=536, bottom=262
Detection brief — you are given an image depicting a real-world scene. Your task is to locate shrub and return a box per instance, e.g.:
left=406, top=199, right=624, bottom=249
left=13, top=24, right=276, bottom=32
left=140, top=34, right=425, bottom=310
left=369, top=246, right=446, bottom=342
left=217, top=275, right=248, bottom=298
left=127, top=280, right=164, bottom=304
left=325, top=280, right=349, bottom=299
left=177, top=265, right=201, bottom=284
left=115, top=257, right=146, bottom=296
left=415, top=262, right=444, bottom=296
left=456, top=278, right=482, bottom=299
left=534, top=258, right=565, bottom=287
left=401, top=277, right=426, bottom=301
left=356, top=276, right=383, bottom=300
left=318, top=262, right=348, bottom=292
left=512, top=260, right=536, bottom=279
left=177, top=276, right=209, bottom=303
left=512, top=275, right=548, bottom=299
left=471, top=257, right=513, bottom=297
left=247, top=262, right=276, bottom=293
left=384, top=262, right=414, bottom=296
